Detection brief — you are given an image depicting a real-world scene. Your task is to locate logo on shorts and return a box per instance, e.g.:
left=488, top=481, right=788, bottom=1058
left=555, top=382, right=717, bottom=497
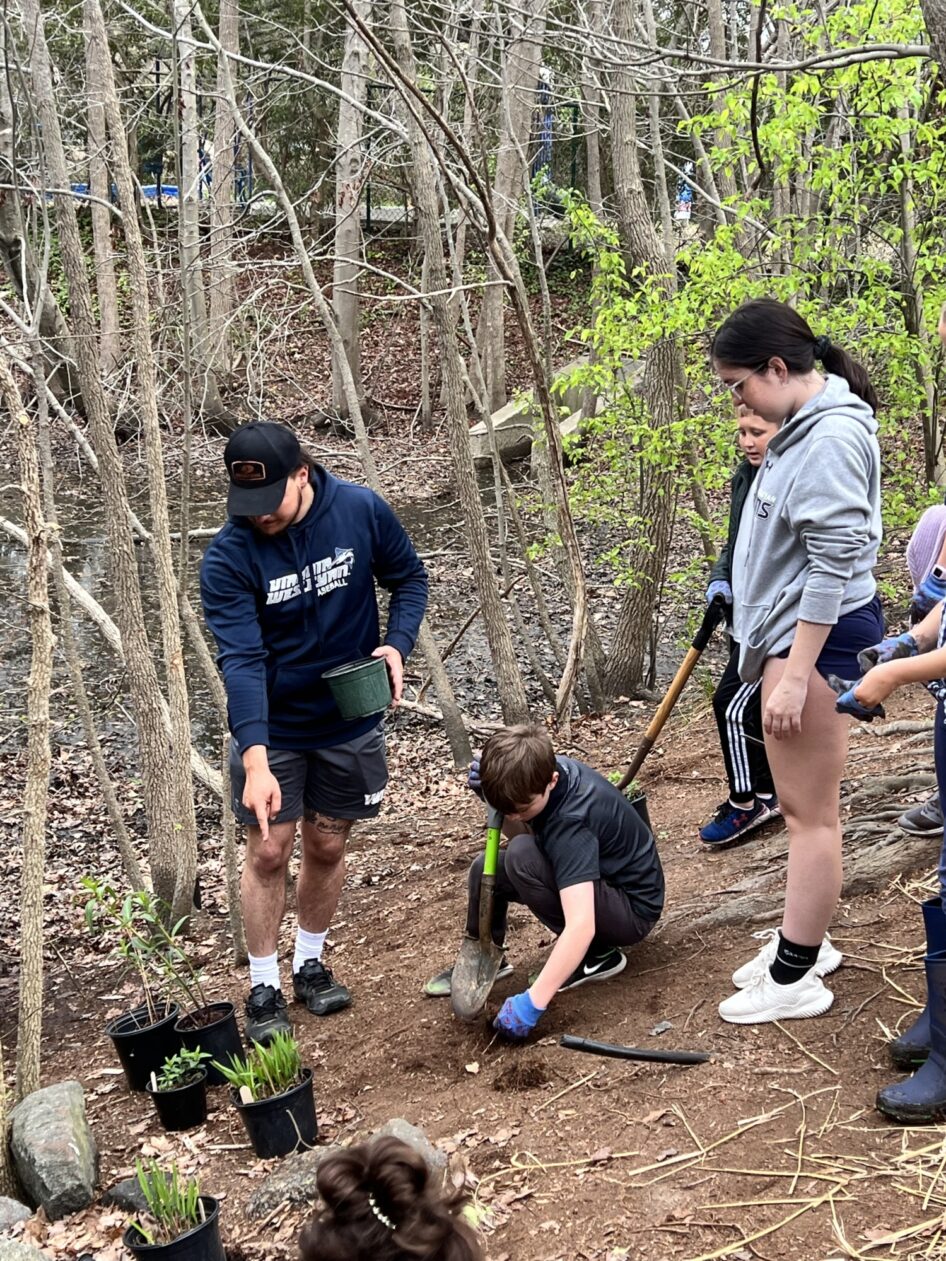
left=364, top=788, right=385, bottom=806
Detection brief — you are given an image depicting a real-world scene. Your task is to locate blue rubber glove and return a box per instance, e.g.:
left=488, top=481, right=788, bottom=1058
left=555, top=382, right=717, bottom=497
left=493, top=991, right=546, bottom=1040
left=911, top=573, right=946, bottom=623
left=467, top=758, right=482, bottom=795
left=826, top=674, right=886, bottom=722
left=857, top=633, right=918, bottom=675
left=706, top=580, right=733, bottom=605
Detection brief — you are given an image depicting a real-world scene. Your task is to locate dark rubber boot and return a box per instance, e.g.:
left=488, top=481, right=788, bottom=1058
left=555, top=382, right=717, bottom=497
left=889, top=898, right=946, bottom=1069
left=877, top=949, right=946, bottom=1124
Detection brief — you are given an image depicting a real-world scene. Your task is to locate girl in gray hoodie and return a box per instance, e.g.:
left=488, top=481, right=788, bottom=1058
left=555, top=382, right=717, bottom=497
left=710, top=299, right=883, bottom=1027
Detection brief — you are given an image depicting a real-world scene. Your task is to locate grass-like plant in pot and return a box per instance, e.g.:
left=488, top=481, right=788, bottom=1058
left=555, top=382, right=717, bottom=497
left=146, top=1048, right=211, bottom=1132
left=214, top=1031, right=317, bottom=1160
left=124, top=1158, right=224, bottom=1260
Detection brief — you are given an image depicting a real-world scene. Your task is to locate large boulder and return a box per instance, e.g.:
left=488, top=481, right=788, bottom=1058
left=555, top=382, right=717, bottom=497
left=10, top=1082, right=98, bottom=1218
left=246, top=1146, right=342, bottom=1219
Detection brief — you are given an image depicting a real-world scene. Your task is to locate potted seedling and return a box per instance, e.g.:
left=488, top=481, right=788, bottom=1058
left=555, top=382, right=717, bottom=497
left=624, top=779, right=651, bottom=831
left=146, top=1048, right=211, bottom=1132
left=124, top=1158, right=225, bottom=1261
left=130, top=895, right=245, bottom=1085
left=82, top=878, right=181, bottom=1092
left=215, top=1030, right=317, bottom=1160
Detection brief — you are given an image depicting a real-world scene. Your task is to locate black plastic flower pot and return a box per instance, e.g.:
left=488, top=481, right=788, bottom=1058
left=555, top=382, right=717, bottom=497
left=231, top=1068, right=318, bottom=1160
left=629, top=791, right=652, bottom=833
left=123, top=1195, right=225, bottom=1261
left=106, top=1003, right=181, bottom=1093
left=175, top=1002, right=244, bottom=1087
left=146, top=1069, right=208, bottom=1132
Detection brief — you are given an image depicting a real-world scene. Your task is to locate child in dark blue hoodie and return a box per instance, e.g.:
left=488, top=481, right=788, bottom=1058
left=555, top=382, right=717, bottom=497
left=200, top=422, right=427, bottom=1044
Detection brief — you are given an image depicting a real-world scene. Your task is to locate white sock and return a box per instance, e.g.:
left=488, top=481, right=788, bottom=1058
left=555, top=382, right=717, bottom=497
left=293, top=927, right=328, bottom=974
left=248, top=951, right=281, bottom=992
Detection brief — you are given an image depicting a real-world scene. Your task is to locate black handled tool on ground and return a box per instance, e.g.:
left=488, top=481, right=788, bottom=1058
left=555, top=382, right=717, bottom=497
left=561, top=1034, right=711, bottom=1065
left=616, top=595, right=728, bottom=792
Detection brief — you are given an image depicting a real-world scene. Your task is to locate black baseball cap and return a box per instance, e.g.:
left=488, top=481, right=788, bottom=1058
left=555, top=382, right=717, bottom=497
left=224, top=422, right=302, bottom=517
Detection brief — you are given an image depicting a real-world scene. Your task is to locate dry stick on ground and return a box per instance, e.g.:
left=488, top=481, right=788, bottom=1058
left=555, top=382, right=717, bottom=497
left=199, top=5, right=473, bottom=765
left=0, top=351, right=52, bottom=1101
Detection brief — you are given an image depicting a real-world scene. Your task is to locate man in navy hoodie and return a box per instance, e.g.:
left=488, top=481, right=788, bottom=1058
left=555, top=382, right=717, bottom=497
left=200, top=422, right=428, bottom=1044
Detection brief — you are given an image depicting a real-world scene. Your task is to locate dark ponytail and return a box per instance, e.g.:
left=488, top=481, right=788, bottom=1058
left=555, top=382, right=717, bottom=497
left=711, top=298, right=878, bottom=414
left=298, top=1137, right=483, bottom=1261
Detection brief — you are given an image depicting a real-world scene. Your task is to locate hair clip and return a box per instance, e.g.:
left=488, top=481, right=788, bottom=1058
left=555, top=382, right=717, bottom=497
left=368, top=1193, right=395, bottom=1230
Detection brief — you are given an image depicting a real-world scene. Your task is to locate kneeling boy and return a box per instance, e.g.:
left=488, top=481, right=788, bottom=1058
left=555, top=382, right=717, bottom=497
left=427, top=724, right=664, bottom=1039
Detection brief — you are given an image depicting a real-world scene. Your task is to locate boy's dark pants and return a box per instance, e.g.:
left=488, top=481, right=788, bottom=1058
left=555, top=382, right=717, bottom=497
left=713, top=640, right=775, bottom=800
left=465, top=833, right=655, bottom=954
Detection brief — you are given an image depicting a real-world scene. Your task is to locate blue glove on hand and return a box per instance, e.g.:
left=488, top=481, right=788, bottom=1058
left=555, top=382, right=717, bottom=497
left=857, top=633, right=918, bottom=675
left=467, top=758, right=482, bottom=794
left=493, top=991, right=545, bottom=1040
left=826, top=674, right=886, bottom=722
left=706, top=580, right=733, bottom=605
left=910, top=573, right=946, bottom=623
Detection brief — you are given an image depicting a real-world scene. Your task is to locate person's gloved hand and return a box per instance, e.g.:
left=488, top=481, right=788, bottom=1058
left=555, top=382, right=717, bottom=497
left=910, top=572, right=946, bottom=623
left=493, top=991, right=545, bottom=1040
left=467, top=758, right=482, bottom=795
left=857, top=633, right=918, bottom=675
left=826, top=674, right=886, bottom=722
left=706, top=580, right=733, bottom=605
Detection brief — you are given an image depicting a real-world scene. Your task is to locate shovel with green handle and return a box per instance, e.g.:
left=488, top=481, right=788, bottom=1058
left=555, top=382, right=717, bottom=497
left=451, top=803, right=505, bottom=1023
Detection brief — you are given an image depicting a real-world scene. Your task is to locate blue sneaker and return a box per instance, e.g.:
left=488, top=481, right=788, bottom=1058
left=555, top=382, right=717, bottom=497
left=700, top=798, right=772, bottom=847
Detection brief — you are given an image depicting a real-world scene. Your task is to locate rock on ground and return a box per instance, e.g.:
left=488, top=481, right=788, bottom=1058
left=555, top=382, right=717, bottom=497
left=9, top=1082, right=98, bottom=1219
left=0, top=1197, right=30, bottom=1231
left=0, top=1244, right=43, bottom=1259
left=371, top=1118, right=446, bottom=1174
left=246, top=1146, right=342, bottom=1219
left=101, top=1176, right=149, bottom=1214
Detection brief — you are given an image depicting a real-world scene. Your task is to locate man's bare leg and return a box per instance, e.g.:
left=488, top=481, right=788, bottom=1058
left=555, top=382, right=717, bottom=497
left=292, top=812, right=354, bottom=1015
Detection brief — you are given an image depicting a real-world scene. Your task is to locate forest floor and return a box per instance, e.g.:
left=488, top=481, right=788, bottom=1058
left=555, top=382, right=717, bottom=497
left=0, top=235, right=942, bottom=1259
left=2, top=683, right=944, bottom=1261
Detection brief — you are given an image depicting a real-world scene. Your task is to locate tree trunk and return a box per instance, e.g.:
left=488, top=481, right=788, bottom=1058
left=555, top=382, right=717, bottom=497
left=87, top=0, right=199, bottom=918
left=22, top=0, right=190, bottom=915
left=389, top=0, right=530, bottom=724
left=172, top=0, right=230, bottom=428
left=207, top=0, right=239, bottom=376
left=920, top=1, right=946, bottom=84
left=477, top=0, right=548, bottom=411
left=0, top=354, right=52, bottom=1102
left=606, top=0, right=683, bottom=697
left=332, top=0, right=369, bottom=418
left=84, top=8, right=121, bottom=377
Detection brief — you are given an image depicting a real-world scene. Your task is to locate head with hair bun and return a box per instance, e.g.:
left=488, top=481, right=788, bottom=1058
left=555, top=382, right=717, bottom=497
left=298, top=1136, right=483, bottom=1261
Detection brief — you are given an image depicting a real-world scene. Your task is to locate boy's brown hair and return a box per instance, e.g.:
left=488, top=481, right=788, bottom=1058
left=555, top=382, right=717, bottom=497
left=479, top=724, right=557, bottom=815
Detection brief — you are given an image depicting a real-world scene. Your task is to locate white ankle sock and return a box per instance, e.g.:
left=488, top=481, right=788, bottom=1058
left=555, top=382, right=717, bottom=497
left=293, top=927, right=328, bottom=974
left=248, top=951, right=281, bottom=991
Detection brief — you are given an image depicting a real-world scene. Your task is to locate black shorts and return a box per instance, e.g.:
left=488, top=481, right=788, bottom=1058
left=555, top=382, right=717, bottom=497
left=229, top=722, right=387, bottom=826
left=776, top=595, right=884, bottom=681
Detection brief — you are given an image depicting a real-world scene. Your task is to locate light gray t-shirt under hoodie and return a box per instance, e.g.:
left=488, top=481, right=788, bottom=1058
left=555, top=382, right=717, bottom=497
left=731, top=373, right=882, bottom=684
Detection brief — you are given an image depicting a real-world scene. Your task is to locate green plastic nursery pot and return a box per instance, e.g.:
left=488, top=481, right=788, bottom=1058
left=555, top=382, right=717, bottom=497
left=323, top=657, right=392, bottom=721
left=123, top=1194, right=225, bottom=1261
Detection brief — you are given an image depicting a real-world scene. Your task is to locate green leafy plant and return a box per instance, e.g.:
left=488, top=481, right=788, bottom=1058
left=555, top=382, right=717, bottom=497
left=154, top=1048, right=210, bottom=1093
left=213, top=1031, right=303, bottom=1101
left=131, top=1159, right=205, bottom=1245
left=80, top=880, right=210, bottom=1020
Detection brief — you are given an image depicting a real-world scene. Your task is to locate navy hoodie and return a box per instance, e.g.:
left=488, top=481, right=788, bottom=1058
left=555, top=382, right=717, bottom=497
left=200, top=466, right=428, bottom=753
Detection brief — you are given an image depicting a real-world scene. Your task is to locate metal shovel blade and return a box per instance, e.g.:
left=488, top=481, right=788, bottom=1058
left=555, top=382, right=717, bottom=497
left=451, top=806, right=504, bottom=1023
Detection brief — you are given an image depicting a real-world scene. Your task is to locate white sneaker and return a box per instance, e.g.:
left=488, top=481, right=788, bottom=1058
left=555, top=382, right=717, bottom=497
left=731, top=929, right=843, bottom=988
left=719, top=967, right=834, bottom=1024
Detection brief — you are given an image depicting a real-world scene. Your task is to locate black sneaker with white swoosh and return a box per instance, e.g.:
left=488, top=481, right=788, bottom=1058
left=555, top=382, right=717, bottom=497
left=558, top=947, right=627, bottom=991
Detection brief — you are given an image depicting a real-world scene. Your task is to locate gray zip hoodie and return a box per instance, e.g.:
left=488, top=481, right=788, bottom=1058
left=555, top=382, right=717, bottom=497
left=731, top=373, right=881, bottom=683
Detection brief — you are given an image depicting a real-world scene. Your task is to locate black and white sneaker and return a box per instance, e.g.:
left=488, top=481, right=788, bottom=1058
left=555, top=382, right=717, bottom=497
left=293, top=959, right=352, bottom=1016
left=898, top=792, right=944, bottom=837
left=559, top=947, right=627, bottom=991
left=423, top=953, right=513, bottom=998
left=244, top=984, right=291, bottom=1045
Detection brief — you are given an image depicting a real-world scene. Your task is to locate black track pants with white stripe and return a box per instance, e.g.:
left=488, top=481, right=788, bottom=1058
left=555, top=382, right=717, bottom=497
left=712, top=640, right=775, bottom=800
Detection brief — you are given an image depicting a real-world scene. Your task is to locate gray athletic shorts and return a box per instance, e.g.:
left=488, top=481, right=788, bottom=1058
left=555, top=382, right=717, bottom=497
left=229, top=722, right=387, bottom=827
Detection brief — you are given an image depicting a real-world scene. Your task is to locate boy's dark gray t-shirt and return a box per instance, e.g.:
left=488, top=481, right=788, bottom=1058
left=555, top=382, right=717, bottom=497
left=530, top=756, right=664, bottom=923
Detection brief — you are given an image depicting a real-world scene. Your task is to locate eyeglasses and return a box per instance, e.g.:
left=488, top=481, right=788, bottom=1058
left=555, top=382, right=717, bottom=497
left=717, top=363, right=767, bottom=399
